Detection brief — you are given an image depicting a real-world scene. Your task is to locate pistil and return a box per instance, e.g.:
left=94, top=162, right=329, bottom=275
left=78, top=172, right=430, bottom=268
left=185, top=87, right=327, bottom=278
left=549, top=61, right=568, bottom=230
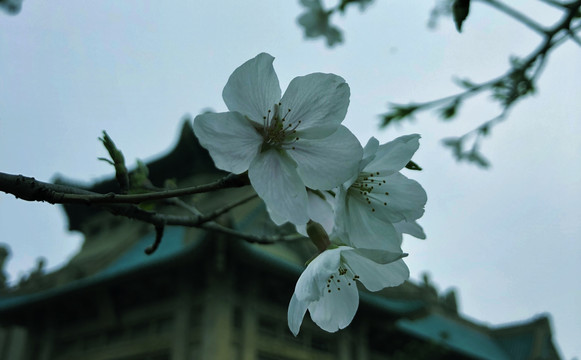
left=261, top=103, right=302, bottom=150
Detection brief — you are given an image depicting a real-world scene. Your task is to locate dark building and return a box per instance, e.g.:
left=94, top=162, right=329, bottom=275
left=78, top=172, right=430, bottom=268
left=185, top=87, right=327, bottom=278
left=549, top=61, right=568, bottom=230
left=0, top=122, right=562, bottom=360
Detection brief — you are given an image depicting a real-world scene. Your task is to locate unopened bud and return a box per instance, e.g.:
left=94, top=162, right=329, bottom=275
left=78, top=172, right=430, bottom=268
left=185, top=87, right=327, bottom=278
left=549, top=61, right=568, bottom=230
left=306, top=220, right=330, bottom=253
left=453, top=0, right=470, bottom=33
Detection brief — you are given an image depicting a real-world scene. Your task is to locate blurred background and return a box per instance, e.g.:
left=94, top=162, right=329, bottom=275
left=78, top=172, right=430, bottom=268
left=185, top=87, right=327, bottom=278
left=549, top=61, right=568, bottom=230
left=0, top=1, right=579, bottom=358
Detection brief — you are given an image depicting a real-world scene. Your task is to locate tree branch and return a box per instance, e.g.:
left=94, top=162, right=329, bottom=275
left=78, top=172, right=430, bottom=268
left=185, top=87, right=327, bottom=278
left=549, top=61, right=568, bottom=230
left=163, top=195, right=300, bottom=244
left=145, top=223, right=165, bottom=255
left=0, top=172, right=249, bottom=205
left=568, top=28, right=581, bottom=46
left=0, top=171, right=300, bottom=245
left=382, top=0, right=581, bottom=166
left=537, top=0, right=570, bottom=9
left=196, top=193, right=259, bottom=223
left=477, top=0, right=547, bottom=35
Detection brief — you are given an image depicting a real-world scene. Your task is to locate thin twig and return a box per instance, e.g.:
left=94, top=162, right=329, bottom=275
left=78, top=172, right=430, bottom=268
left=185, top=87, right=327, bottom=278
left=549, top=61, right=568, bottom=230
left=384, top=1, right=581, bottom=166
left=386, top=0, right=580, bottom=122
left=145, top=224, right=165, bottom=255
left=166, top=197, right=303, bottom=244
left=477, top=0, right=547, bottom=35
left=537, top=0, right=570, bottom=9
left=203, top=222, right=304, bottom=244
left=198, top=193, right=259, bottom=223
left=0, top=172, right=300, bottom=245
left=568, top=29, right=581, bottom=46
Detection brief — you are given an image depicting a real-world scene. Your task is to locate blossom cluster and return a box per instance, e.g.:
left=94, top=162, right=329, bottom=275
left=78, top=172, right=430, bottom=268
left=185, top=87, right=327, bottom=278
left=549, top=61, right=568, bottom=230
left=193, top=53, right=427, bottom=335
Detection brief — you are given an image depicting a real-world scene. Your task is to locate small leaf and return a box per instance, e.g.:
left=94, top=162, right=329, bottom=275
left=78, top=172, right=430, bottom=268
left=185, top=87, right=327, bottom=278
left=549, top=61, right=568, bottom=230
left=164, top=179, right=178, bottom=189
left=405, top=160, right=422, bottom=171
left=130, top=159, right=151, bottom=189
left=453, top=0, right=470, bottom=32
left=439, top=98, right=461, bottom=120
left=479, top=124, right=490, bottom=136
left=99, top=131, right=129, bottom=192
left=509, top=56, right=523, bottom=67
left=98, top=157, right=115, bottom=166
left=441, top=137, right=463, bottom=160
left=381, top=104, right=420, bottom=127
left=467, top=150, right=490, bottom=168
left=338, top=0, right=373, bottom=12
left=453, top=77, right=476, bottom=89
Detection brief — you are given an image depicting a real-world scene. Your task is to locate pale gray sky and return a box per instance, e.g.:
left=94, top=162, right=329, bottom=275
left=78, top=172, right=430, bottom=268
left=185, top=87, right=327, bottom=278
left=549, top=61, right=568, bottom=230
left=1, top=1, right=580, bottom=358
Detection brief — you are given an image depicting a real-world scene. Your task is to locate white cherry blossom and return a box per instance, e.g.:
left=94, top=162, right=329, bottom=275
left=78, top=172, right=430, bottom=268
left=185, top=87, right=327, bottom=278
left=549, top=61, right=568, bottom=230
left=288, top=244, right=409, bottom=335
left=193, top=53, right=362, bottom=225
left=334, top=135, right=427, bottom=250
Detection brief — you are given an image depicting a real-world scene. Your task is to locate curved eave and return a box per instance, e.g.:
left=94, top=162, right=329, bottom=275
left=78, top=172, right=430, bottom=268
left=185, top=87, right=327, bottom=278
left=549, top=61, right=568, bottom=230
left=0, top=226, right=202, bottom=314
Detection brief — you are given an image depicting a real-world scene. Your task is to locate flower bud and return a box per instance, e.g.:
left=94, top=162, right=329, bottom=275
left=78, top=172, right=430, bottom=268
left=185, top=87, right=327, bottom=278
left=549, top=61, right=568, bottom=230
left=306, top=220, right=331, bottom=253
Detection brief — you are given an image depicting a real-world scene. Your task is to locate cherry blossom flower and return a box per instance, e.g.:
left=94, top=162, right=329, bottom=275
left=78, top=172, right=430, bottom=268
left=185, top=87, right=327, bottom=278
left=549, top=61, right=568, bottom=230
left=288, top=244, right=409, bottom=335
left=334, top=135, right=427, bottom=251
left=294, top=189, right=425, bottom=251
left=193, top=53, right=362, bottom=225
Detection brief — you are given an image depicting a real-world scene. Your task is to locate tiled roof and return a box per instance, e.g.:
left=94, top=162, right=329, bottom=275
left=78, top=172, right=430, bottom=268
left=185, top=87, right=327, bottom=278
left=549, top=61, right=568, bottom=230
left=398, top=313, right=512, bottom=360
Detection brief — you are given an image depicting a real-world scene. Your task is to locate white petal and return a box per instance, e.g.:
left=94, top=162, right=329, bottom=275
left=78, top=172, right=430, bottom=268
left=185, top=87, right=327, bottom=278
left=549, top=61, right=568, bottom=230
left=360, top=137, right=379, bottom=169
left=249, top=149, right=309, bottom=225
left=288, top=294, right=309, bottom=336
left=294, top=248, right=342, bottom=302
left=349, top=248, right=406, bottom=265
left=335, top=188, right=402, bottom=252
left=370, top=172, right=427, bottom=223
left=265, top=206, right=289, bottom=226
left=307, top=278, right=359, bottom=333
left=192, top=112, right=262, bottom=173
left=366, top=134, right=420, bottom=175
left=343, top=253, right=409, bottom=292
left=290, top=126, right=362, bottom=189
left=222, top=53, right=281, bottom=124
left=394, top=220, right=426, bottom=240
left=280, top=73, right=350, bottom=139
left=307, top=190, right=335, bottom=234
left=296, top=190, right=335, bottom=236
left=343, top=137, right=378, bottom=190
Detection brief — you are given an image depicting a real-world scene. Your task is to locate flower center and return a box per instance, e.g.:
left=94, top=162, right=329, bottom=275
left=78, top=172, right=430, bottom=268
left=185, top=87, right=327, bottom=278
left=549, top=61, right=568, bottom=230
left=350, top=171, right=389, bottom=212
left=261, top=102, right=301, bottom=151
left=325, top=264, right=359, bottom=294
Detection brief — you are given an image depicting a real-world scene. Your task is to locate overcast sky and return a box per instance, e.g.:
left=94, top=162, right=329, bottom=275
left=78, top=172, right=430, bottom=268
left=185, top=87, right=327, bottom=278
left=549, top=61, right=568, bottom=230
left=1, top=1, right=580, bottom=358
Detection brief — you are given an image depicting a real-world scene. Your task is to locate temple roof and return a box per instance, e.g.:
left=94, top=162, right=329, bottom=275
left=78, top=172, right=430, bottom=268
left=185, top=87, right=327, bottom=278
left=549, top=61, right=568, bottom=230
left=0, top=121, right=562, bottom=360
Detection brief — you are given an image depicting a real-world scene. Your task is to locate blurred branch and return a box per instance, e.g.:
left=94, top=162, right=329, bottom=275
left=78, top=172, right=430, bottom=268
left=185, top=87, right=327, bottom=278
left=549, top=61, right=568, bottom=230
left=295, top=0, right=580, bottom=167
left=0, top=0, right=22, bottom=15
left=476, top=0, right=547, bottom=34
left=537, top=0, right=571, bottom=9
left=381, top=0, right=581, bottom=167
left=569, top=28, right=581, bottom=45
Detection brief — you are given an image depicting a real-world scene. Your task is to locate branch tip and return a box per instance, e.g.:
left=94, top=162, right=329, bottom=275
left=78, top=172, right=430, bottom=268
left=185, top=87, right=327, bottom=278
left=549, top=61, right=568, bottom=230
left=145, top=224, right=165, bottom=255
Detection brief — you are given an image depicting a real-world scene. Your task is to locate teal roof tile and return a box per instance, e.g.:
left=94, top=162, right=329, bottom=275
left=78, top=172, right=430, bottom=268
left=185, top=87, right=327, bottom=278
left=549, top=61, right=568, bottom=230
left=0, top=226, right=190, bottom=312
left=397, top=313, right=512, bottom=360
